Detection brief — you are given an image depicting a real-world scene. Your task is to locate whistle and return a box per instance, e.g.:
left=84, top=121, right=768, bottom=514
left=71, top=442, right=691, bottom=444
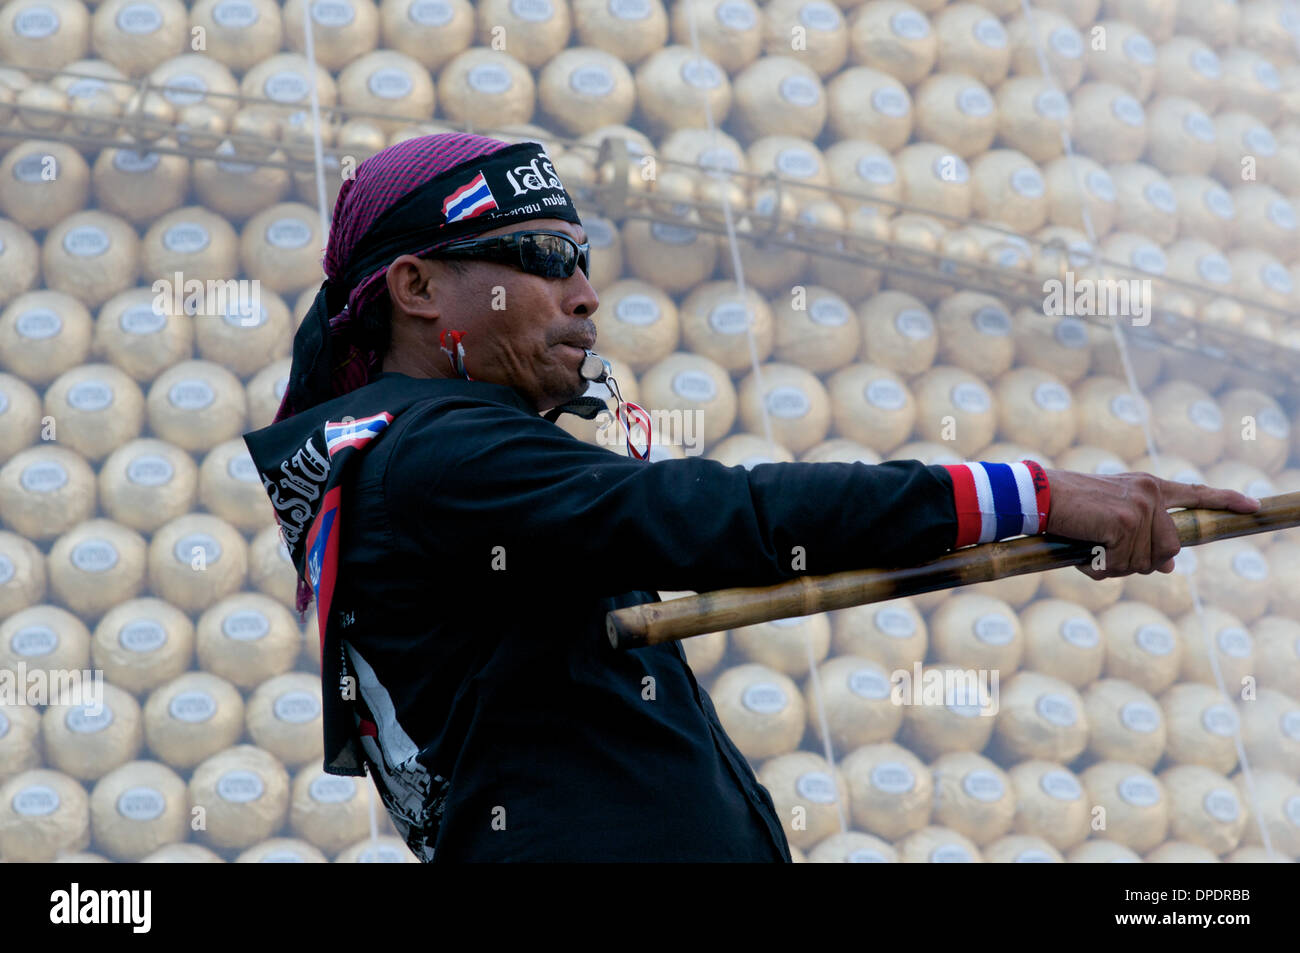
left=580, top=349, right=611, bottom=383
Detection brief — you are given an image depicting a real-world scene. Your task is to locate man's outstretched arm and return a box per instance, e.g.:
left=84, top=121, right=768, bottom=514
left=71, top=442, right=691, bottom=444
left=387, top=400, right=1260, bottom=596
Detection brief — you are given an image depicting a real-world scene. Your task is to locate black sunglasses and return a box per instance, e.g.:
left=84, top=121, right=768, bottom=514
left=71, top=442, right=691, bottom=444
left=427, top=230, right=590, bottom=279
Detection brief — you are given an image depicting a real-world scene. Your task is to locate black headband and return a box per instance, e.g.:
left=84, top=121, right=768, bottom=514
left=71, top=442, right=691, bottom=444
left=340, top=141, right=582, bottom=287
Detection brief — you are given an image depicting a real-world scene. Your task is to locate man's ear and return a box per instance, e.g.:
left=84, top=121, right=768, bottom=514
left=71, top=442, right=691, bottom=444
left=386, top=254, right=439, bottom=318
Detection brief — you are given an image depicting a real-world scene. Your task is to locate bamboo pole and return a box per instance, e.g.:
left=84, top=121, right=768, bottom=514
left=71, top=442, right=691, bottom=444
left=606, top=492, right=1300, bottom=651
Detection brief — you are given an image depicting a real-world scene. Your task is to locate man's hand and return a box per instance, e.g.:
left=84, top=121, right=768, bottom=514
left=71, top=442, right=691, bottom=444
left=1042, top=469, right=1262, bottom=579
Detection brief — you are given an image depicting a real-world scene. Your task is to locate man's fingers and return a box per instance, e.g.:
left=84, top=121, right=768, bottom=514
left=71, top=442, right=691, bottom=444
left=1050, top=470, right=1263, bottom=581
left=1120, top=507, right=1150, bottom=575
left=1159, top=480, right=1261, bottom=514
left=1151, top=510, right=1181, bottom=573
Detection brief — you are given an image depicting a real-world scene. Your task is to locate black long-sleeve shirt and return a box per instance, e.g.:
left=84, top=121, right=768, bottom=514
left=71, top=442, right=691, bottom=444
left=323, top=372, right=960, bottom=861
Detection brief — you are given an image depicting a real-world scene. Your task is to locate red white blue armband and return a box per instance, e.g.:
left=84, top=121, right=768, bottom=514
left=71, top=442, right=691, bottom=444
left=942, top=460, right=1052, bottom=548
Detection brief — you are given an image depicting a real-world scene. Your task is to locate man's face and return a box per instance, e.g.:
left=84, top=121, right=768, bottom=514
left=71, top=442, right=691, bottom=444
left=392, top=218, right=600, bottom=414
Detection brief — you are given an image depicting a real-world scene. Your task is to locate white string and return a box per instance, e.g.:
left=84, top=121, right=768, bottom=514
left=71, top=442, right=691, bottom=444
left=683, top=2, right=833, bottom=846
left=804, top=633, right=850, bottom=834
left=1019, top=0, right=1271, bottom=858
left=1229, top=0, right=1300, bottom=859
left=682, top=3, right=774, bottom=452
left=298, top=1, right=331, bottom=241
left=1185, top=576, right=1274, bottom=855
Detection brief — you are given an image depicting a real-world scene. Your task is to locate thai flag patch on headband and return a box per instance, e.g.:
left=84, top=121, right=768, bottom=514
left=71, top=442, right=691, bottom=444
left=324, top=412, right=394, bottom=457
left=443, top=171, right=499, bottom=224
left=943, top=460, right=1052, bottom=548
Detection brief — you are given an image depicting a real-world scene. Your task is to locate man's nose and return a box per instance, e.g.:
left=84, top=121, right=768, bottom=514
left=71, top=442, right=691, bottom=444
left=566, top=267, right=599, bottom=316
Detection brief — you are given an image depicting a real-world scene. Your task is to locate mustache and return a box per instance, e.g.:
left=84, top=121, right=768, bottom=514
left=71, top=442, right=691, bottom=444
left=549, top=320, right=597, bottom=347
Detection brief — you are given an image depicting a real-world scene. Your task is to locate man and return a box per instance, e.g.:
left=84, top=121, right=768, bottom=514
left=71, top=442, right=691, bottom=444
left=244, top=133, right=1259, bottom=862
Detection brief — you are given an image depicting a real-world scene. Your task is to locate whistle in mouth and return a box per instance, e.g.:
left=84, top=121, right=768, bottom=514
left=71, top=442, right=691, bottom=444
left=580, top=349, right=611, bottom=383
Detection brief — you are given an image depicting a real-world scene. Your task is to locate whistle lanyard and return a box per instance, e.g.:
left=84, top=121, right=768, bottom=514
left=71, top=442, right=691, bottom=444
left=440, top=329, right=472, bottom=381
left=605, top=372, right=652, bottom=462
left=579, top=349, right=651, bottom=461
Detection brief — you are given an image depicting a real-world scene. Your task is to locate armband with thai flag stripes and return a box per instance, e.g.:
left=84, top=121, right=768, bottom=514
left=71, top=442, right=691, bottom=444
left=942, top=460, right=1052, bottom=548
